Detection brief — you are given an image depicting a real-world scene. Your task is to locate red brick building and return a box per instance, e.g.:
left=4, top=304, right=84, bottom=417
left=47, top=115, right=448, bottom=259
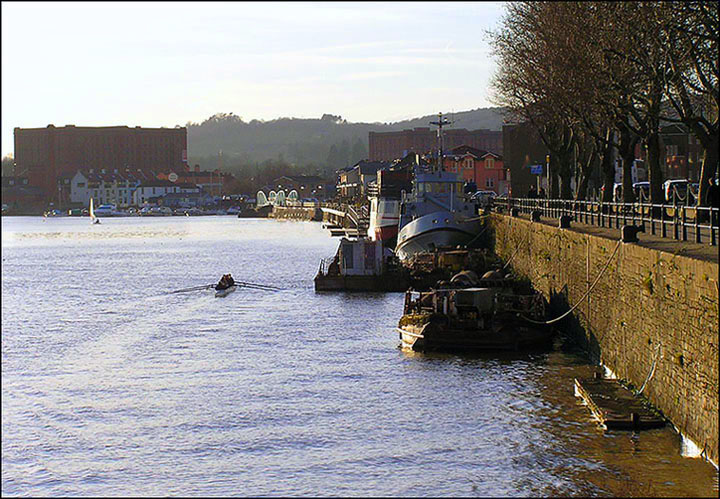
left=369, top=127, right=502, bottom=161
left=442, top=145, right=508, bottom=195
left=14, top=124, right=187, bottom=202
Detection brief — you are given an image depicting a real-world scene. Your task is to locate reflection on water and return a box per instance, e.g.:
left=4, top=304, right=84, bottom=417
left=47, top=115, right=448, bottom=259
left=2, top=216, right=717, bottom=497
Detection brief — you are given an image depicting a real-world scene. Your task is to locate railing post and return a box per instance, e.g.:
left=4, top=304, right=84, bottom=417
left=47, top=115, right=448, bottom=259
left=681, top=206, right=687, bottom=241
left=695, top=206, right=701, bottom=244
left=673, top=198, right=679, bottom=241
left=649, top=202, right=655, bottom=236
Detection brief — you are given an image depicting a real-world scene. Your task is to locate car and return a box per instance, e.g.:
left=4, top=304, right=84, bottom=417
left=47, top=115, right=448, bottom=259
left=633, top=182, right=650, bottom=201
left=471, top=190, right=498, bottom=207
left=663, top=179, right=689, bottom=202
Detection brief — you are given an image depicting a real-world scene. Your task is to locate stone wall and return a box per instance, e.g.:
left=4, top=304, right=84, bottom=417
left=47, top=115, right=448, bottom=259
left=490, top=214, right=719, bottom=465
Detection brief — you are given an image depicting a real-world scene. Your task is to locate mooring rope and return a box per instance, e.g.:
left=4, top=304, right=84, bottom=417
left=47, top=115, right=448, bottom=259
left=635, top=341, right=662, bottom=395
left=502, top=229, right=533, bottom=270
left=519, top=238, right=623, bottom=325
left=464, top=223, right=491, bottom=248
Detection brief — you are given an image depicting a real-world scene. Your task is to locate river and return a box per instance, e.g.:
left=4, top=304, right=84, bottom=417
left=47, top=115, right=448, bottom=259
left=1, top=215, right=717, bottom=496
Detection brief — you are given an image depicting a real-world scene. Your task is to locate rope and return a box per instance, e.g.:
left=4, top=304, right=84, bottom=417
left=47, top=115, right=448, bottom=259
left=519, top=239, right=622, bottom=325
left=635, top=341, right=662, bottom=395
left=464, top=223, right=491, bottom=248
left=502, top=230, right=532, bottom=270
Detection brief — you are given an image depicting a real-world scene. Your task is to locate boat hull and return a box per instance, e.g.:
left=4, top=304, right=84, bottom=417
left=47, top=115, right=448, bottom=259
left=398, top=320, right=553, bottom=353
left=215, top=286, right=237, bottom=298
left=395, top=211, right=482, bottom=261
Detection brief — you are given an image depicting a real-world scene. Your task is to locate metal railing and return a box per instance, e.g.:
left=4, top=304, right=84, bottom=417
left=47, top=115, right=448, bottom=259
left=496, top=197, right=719, bottom=246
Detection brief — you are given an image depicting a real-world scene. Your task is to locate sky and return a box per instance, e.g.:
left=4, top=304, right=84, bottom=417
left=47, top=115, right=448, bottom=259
left=1, top=1, right=506, bottom=158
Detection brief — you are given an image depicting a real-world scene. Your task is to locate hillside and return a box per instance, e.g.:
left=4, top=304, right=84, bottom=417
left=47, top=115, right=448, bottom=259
left=185, top=108, right=506, bottom=170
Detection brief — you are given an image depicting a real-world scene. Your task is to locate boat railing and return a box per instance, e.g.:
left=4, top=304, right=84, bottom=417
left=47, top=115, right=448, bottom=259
left=495, top=197, right=719, bottom=246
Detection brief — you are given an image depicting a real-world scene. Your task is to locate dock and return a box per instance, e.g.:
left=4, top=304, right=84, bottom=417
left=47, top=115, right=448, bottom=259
left=574, top=377, right=666, bottom=430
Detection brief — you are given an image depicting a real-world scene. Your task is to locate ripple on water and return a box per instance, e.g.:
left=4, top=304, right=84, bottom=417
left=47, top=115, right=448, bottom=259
left=2, top=216, right=717, bottom=497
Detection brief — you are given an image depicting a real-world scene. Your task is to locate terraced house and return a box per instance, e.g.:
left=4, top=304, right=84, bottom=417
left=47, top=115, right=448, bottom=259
left=70, top=169, right=154, bottom=207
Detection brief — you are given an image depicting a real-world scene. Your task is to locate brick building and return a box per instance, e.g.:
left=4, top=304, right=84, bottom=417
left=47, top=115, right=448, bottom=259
left=369, top=127, right=502, bottom=161
left=14, top=124, right=187, bottom=203
left=442, top=145, right=508, bottom=195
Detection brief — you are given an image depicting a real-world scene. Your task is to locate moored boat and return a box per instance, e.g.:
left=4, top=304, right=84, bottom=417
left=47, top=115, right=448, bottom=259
left=397, top=271, right=554, bottom=352
left=394, top=114, right=482, bottom=261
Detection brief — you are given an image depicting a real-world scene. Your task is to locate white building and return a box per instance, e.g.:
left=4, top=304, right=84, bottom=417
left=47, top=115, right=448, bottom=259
left=132, top=179, right=181, bottom=206
left=70, top=169, right=152, bottom=207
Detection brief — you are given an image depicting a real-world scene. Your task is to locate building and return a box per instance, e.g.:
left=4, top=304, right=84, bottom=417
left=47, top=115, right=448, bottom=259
left=658, top=124, right=704, bottom=181
left=14, top=124, right=187, bottom=202
left=369, top=127, right=502, bottom=162
left=133, top=179, right=182, bottom=206
left=70, top=169, right=154, bottom=207
left=336, top=160, right=388, bottom=200
left=442, top=145, right=508, bottom=195
left=1, top=176, right=45, bottom=212
left=157, top=164, right=229, bottom=197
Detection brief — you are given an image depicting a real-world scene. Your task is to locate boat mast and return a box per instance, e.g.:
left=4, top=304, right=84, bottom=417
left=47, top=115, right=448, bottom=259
left=429, top=112, right=451, bottom=173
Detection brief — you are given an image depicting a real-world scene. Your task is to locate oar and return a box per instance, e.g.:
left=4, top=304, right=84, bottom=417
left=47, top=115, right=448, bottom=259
left=234, top=281, right=283, bottom=291
left=171, top=284, right=215, bottom=293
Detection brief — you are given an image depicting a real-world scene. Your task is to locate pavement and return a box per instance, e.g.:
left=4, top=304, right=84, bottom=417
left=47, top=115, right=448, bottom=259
left=503, top=212, right=719, bottom=263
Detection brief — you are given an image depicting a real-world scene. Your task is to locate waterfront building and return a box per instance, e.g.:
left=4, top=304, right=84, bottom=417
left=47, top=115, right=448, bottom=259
left=1, top=176, right=45, bottom=212
left=132, top=179, right=181, bottom=206
left=157, top=164, right=230, bottom=197
left=336, top=160, right=389, bottom=201
left=13, top=124, right=187, bottom=203
left=442, top=145, right=508, bottom=195
left=70, top=169, right=154, bottom=207
left=369, top=127, right=502, bottom=162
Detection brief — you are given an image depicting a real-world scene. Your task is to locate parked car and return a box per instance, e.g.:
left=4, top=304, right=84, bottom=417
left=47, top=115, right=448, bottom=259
left=633, top=182, right=650, bottom=201
left=471, top=190, right=497, bottom=207
left=663, top=179, right=690, bottom=203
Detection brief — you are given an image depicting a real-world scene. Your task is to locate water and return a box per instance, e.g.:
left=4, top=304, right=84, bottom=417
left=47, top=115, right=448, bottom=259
left=2, top=216, right=717, bottom=497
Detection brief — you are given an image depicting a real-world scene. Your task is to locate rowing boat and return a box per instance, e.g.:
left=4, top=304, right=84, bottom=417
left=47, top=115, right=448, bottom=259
left=215, top=285, right=237, bottom=298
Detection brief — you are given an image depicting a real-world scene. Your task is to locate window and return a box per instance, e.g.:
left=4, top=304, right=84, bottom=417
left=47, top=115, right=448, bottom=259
left=486, top=178, right=495, bottom=188
left=77, top=182, right=85, bottom=188
left=464, top=159, right=473, bottom=169
left=486, top=157, right=495, bottom=168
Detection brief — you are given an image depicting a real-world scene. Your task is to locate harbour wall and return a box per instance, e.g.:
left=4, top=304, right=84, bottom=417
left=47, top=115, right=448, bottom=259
left=269, top=205, right=322, bottom=221
left=489, top=214, right=719, bottom=465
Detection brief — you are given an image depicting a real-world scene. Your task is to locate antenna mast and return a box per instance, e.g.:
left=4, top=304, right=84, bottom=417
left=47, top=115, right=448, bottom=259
left=429, top=112, right=451, bottom=172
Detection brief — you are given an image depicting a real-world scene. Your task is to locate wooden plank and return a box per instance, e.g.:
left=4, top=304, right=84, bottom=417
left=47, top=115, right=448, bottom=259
left=574, top=377, right=666, bottom=430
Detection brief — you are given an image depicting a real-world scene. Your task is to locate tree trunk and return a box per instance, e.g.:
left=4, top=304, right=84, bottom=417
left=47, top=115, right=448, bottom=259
left=600, top=138, right=616, bottom=203
left=618, top=125, right=638, bottom=203
left=575, top=171, right=590, bottom=201
left=646, top=131, right=665, bottom=205
left=559, top=151, right=574, bottom=200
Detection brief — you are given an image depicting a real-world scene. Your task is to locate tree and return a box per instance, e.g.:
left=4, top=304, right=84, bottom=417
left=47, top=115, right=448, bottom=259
left=351, top=138, right=367, bottom=164
left=664, top=1, right=718, bottom=206
left=1, top=155, right=15, bottom=177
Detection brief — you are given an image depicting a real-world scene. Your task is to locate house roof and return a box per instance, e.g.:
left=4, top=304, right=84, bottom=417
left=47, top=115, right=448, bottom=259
left=137, top=179, right=177, bottom=188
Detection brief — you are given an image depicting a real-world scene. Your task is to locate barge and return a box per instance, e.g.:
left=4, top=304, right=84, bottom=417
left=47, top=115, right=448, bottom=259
left=397, top=271, right=554, bottom=352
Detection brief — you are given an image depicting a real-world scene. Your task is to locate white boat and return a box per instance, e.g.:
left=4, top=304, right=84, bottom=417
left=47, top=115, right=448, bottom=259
left=93, top=203, right=121, bottom=217
left=367, top=169, right=411, bottom=245
left=215, top=285, right=237, bottom=298
left=394, top=113, right=482, bottom=261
